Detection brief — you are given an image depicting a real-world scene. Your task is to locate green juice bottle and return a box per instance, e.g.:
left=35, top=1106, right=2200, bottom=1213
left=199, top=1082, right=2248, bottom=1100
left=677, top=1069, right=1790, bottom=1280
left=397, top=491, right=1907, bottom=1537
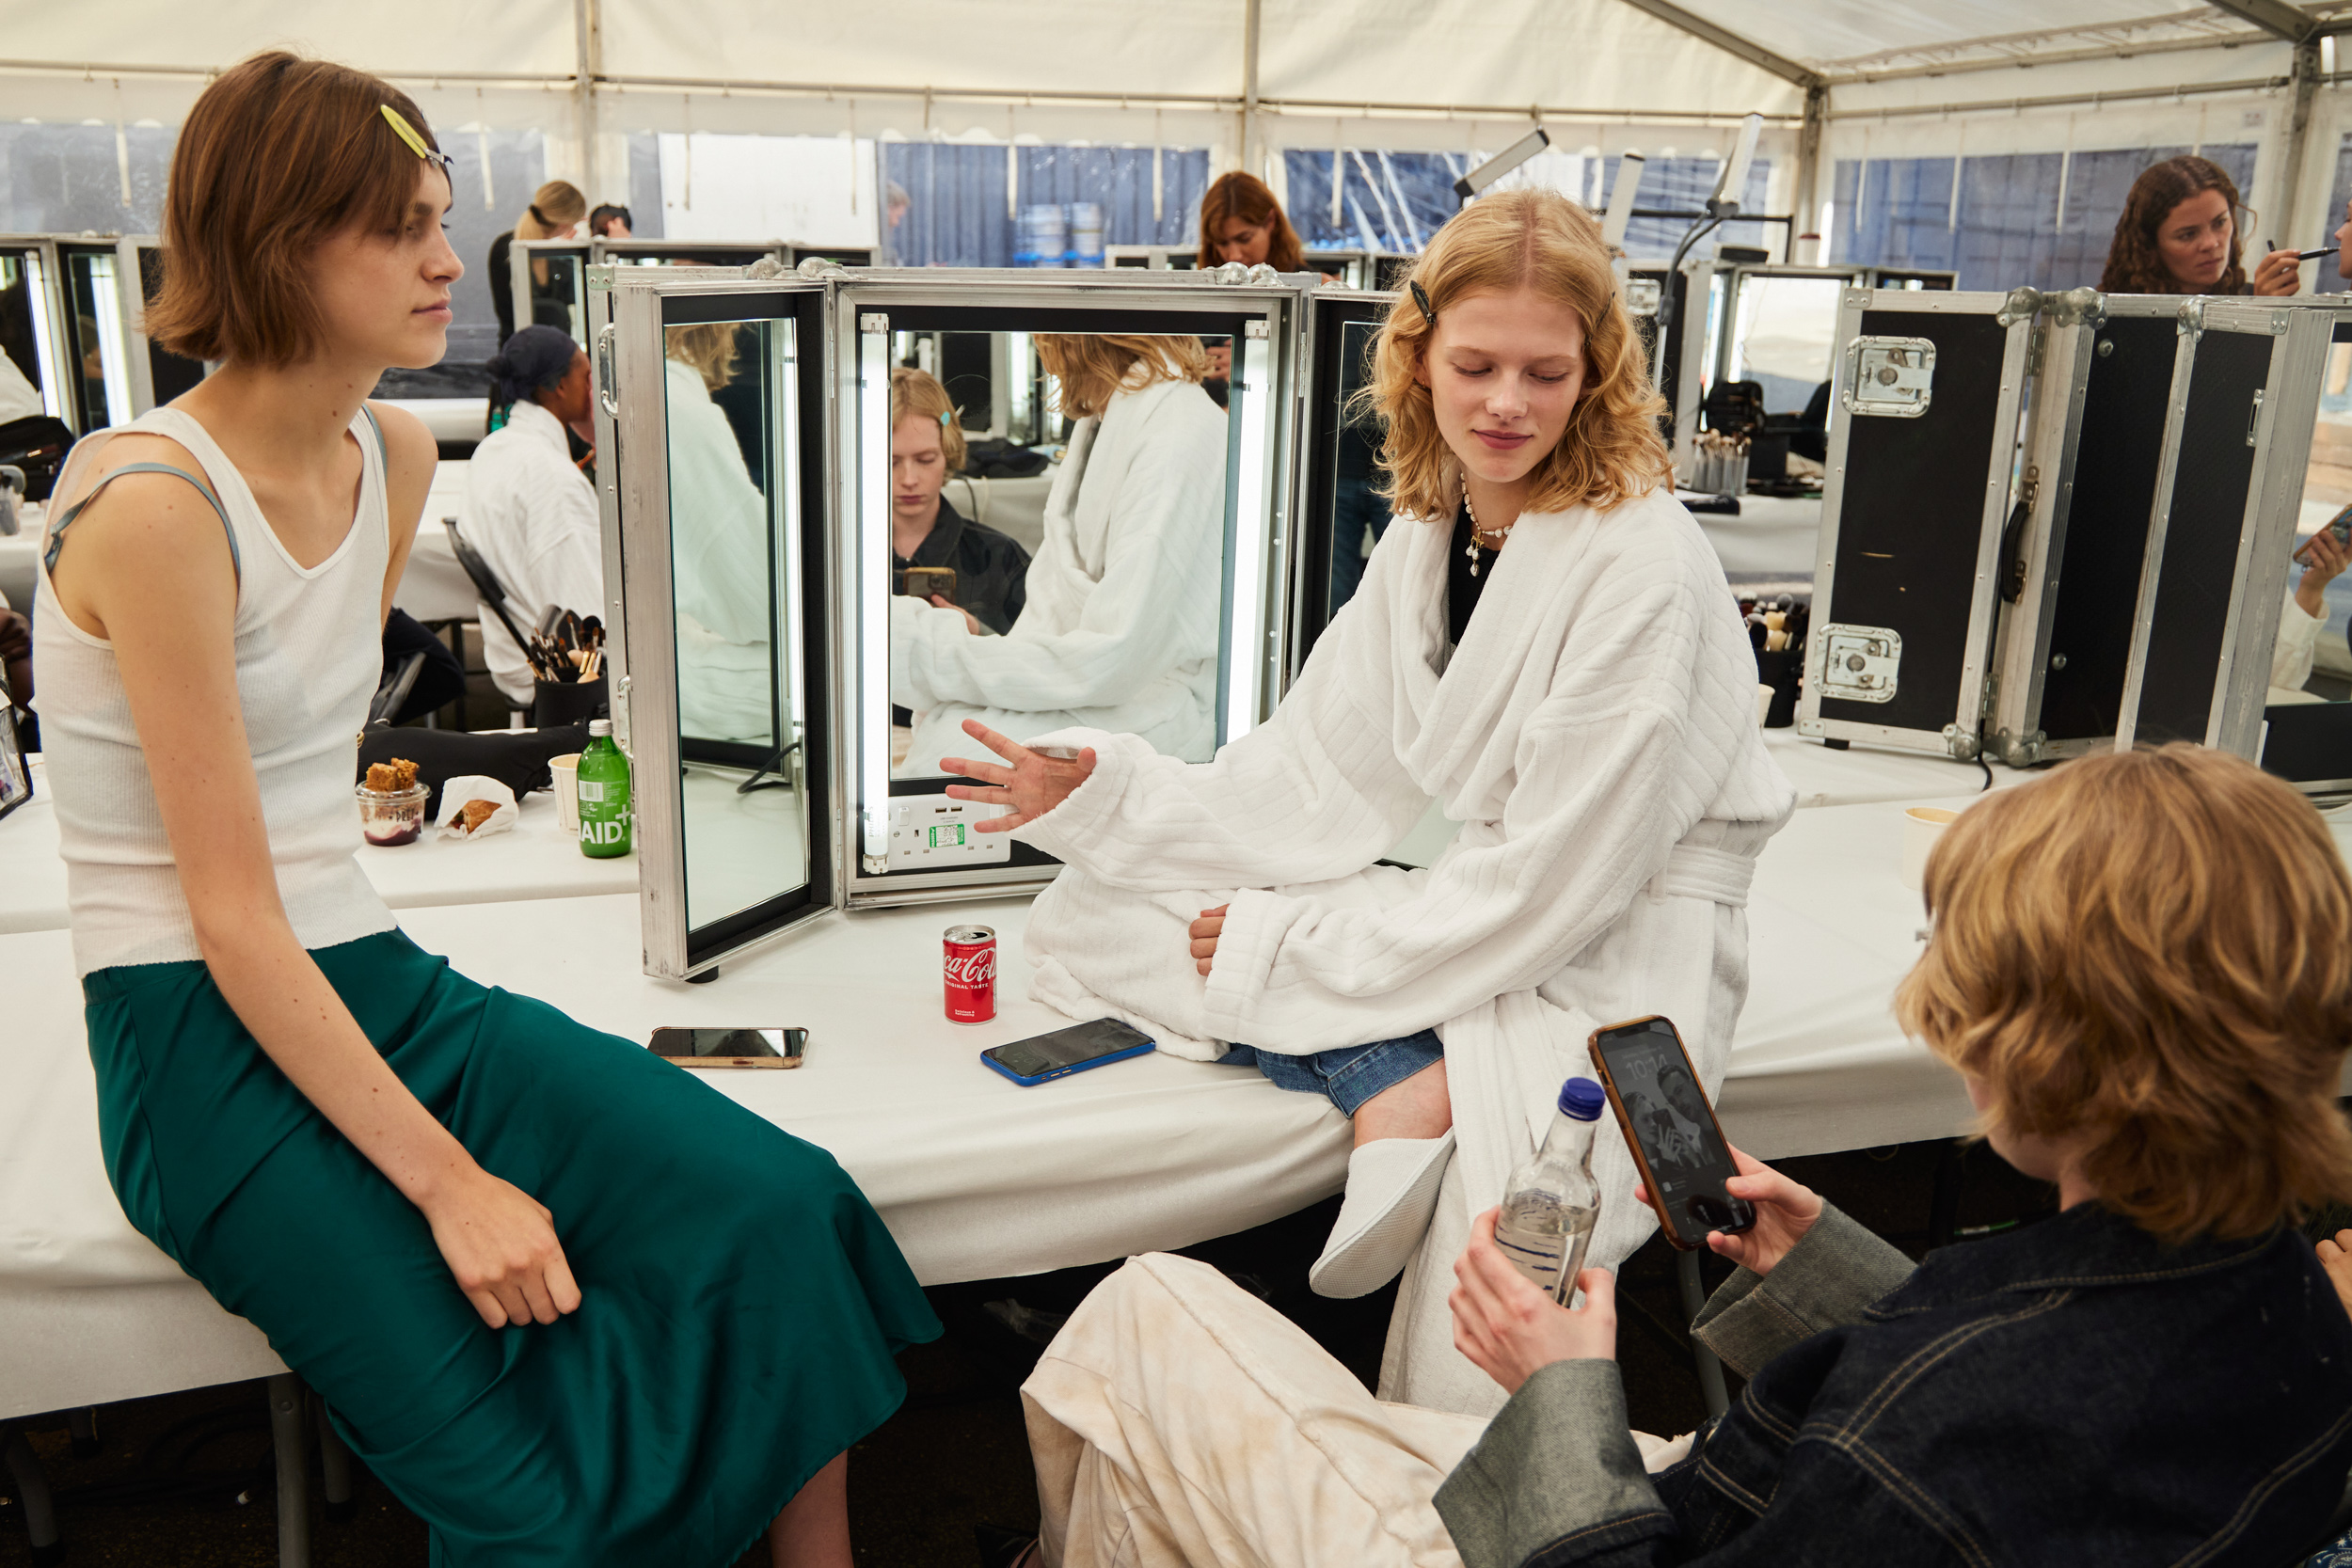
left=577, top=719, right=633, bottom=858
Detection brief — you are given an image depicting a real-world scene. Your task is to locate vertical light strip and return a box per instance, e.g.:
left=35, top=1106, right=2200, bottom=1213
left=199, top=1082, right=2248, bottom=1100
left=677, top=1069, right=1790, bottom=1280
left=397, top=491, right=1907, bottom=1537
left=1007, top=330, right=1033, bottom=440
left=858, top=318, right=892, bottom=863
left=24, top=252, right=64, bottom=422
left=87, top=255, right=133, bottom=427
left=777, top=318, right=805, bottom=757
left=1225, top=325, right=1271, bottom=742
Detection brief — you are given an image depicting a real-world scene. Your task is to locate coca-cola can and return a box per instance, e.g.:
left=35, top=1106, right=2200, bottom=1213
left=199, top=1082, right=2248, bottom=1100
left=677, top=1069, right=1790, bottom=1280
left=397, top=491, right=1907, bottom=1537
left=943, top=925, right=996, bottom=1024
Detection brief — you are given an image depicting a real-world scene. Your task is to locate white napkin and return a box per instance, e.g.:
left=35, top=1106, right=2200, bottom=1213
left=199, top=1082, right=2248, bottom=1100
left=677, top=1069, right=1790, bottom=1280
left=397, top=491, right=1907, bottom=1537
left=434, top=775, right=519, bottom=841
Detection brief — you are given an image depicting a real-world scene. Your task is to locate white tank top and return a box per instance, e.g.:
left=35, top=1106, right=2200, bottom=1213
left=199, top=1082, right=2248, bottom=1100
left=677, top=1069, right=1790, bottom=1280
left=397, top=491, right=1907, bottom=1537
left=33, top=406, right=398, bottom=976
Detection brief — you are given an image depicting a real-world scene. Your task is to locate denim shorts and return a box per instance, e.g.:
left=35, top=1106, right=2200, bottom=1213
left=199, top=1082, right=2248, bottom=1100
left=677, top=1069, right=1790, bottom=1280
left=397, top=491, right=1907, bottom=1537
left=1218, top=1028, right=1445, bottom=1118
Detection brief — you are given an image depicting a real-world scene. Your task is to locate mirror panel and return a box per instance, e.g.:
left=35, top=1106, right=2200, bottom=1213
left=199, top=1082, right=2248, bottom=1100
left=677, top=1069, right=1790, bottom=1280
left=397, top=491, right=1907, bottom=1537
left=58, top=245, right=134, bottom=433
left=596, top=274, right=834, bottom=978
left=514, top=241, right=589, bottom=348
left=660, top=309, right=810, bottom=932
left=1726, top=273, right=1849, bottom=417
left=0, top=243, right=64, bottom=426
left=119, top=239, right=207, bottom=414
left=1290, top=291, right=1389, bottom=669
left=841, top=281, right=1293, bottom=895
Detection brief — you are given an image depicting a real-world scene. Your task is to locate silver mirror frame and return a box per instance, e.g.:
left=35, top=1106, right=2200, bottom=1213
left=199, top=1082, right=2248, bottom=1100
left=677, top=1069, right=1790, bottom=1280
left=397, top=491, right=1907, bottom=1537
left=825, top=267, right=1305, bottom=909
left=590, top=268, right=834, bottom=978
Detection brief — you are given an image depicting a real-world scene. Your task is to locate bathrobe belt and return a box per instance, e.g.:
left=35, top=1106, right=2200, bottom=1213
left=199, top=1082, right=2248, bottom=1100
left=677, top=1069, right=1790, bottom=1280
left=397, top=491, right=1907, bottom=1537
left=1645, top=842, right=1756, bottom=909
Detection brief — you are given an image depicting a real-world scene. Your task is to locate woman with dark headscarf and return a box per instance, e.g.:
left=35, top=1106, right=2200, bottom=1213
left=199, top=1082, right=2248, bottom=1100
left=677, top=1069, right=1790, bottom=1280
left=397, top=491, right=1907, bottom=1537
left=2100, top=155, right=2300, bottom=296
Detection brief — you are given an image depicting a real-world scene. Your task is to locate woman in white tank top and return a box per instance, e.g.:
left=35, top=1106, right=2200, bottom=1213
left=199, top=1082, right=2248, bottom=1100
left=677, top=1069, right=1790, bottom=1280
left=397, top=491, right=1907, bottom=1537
left=35, top=54, right=934, bottom=1568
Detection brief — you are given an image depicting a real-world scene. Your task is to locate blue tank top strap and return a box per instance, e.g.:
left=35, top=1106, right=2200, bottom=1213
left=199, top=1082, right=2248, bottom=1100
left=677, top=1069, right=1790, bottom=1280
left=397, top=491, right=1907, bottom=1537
left=358, top=402, right=388, bottom=467
left=42, top=461, right=240, bottom=583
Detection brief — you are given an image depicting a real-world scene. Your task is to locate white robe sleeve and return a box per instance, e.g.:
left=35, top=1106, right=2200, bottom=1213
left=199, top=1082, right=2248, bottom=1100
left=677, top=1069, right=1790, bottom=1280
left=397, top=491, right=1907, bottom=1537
left=1195, top=576, right=1733, bottom=1048
left=1015, top=538, right=1428, bottom=892
left=889, top=402, right=1223, bottom=715
left=2271, top=585, right=2328, bottom=693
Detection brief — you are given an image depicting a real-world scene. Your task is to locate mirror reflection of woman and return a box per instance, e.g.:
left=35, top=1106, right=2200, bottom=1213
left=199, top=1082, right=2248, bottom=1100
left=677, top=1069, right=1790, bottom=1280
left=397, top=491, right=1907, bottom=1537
left=33, top=55, right=933, bottom=1568
left=946, top=190, right=1794, bottom=1413
left=2099, top=155, right=2300, bottom=297
left=664, top=321, right=776, bottom=744
left=890, top=334, right=1226, bottom=778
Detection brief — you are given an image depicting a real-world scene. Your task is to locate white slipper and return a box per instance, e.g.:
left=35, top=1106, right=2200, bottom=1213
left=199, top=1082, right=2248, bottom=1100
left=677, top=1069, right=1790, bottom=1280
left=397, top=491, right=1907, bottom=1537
left=1308, top=1132, right=1456, bottom=1299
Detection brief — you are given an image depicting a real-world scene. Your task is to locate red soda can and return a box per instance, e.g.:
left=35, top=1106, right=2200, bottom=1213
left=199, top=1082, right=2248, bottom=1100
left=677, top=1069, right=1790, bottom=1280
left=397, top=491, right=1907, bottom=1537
left=943, top=925, right=996, bottom=1023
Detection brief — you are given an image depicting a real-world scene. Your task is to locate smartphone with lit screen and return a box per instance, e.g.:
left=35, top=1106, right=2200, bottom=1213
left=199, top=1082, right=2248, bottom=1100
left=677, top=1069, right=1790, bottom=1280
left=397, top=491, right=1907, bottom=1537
left=649, top=1027, right=808, bottom=1069
left=1587, top=1015, right=1755, bottom=1251
left=981, top=1018, right=1155, bottom=1086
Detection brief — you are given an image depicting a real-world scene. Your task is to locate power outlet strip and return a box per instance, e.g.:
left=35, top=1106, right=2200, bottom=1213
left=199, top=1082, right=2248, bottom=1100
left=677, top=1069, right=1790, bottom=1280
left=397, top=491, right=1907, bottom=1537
left=886, top=792, right=1014, bottom=869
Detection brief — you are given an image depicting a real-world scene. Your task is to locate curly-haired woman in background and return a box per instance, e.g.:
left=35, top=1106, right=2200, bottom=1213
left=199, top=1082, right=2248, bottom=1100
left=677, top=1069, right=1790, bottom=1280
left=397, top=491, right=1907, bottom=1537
left=2099, top=153, right=2302, bottom=296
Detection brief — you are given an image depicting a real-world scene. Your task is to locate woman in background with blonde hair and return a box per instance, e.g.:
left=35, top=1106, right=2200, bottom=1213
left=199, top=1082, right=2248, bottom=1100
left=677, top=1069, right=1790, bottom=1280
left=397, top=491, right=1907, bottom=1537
left=488, top=179, right=587, bottom=345
left=946, top=188, right=1792, bottom=1413
left=890, top=332, right=1225, bottom=777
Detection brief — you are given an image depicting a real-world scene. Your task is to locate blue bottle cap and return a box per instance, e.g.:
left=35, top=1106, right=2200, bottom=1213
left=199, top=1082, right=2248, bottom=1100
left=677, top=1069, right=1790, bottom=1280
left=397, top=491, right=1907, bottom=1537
left=1559, top=1077, right=1606, bottom=1121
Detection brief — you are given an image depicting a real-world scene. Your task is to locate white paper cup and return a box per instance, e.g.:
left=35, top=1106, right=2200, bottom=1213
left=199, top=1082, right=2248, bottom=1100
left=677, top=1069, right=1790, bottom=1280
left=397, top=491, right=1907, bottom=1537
left=550, top=753, right=582, bottom=834
left=1899, top=805, right=1962, bottom=892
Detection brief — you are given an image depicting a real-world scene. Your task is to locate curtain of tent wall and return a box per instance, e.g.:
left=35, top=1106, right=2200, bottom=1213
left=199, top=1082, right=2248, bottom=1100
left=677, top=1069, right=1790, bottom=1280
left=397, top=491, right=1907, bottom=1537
left=6, top=0, right=2352, bottom=362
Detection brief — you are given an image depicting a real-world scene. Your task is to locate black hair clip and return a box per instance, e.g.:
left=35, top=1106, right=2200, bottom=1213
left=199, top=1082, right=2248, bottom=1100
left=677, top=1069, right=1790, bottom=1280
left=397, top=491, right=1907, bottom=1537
left=1409, top=280, right=1437, bottom=327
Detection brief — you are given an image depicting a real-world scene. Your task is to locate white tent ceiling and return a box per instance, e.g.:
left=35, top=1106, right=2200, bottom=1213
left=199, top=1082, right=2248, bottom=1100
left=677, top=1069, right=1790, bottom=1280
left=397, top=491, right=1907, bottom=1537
left=7, top=0, right=2352, bottom=240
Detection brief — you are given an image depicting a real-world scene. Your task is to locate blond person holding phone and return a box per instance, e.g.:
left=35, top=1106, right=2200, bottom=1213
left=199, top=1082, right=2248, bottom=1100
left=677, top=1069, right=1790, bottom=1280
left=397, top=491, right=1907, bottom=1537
left=33, top=54, right=933, bottom=1568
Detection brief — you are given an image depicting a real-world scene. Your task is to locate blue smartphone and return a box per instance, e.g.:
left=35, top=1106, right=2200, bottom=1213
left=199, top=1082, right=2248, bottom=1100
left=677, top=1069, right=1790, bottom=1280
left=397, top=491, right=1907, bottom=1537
left=981, top=1017, right=1156, bottom=1086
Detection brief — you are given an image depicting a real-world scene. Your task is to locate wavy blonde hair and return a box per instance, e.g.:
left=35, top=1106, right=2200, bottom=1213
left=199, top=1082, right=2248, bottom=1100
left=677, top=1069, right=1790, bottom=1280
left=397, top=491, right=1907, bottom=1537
left=1036, top=333, right=1208, bottom=421
left=664, top=322, right=739, bottom=391
left=1896, top=746, right=2352, bottom=1244
left=891, top=365, right=967, bottom=470
left=1359, top=187, right=1668, bottom=523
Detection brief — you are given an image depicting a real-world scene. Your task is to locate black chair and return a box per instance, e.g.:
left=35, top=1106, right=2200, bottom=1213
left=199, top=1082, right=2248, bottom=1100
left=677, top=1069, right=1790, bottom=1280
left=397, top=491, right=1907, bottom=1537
left=440, top=517, right=534, bottom=729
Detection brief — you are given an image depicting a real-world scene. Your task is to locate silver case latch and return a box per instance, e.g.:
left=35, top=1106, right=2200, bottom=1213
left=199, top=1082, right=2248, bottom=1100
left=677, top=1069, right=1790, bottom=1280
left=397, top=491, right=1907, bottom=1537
left=1841, top=338, right=1936, bottom=419
left=1818, top=624, right=1902, bottom=703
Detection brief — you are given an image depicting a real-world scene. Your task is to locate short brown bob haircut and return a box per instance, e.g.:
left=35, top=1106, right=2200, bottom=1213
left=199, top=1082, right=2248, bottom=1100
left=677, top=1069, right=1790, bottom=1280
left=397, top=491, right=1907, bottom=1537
left=1359, top=188, right=1671, bottom=525
left=1897, top=745, right=2352, bottom=1244
left=1035, top=334, right=1208, bottom=421
left=145, top=52, right=448, bottom=366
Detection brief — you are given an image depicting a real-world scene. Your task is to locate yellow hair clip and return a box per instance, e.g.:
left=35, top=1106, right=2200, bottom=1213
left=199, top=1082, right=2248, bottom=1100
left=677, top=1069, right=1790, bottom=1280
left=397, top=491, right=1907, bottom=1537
left=379, top=104, right=453, bottom=174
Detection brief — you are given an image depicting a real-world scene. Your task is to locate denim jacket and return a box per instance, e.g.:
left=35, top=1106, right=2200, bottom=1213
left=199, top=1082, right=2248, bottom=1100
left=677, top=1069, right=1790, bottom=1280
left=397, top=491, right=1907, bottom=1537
left=1436, top=1202, right=2352, bottom=1567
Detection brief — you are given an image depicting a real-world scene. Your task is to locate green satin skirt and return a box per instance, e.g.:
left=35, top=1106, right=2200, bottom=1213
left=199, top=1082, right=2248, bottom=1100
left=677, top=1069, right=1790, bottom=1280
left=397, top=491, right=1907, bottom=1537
left=83, top=927, right=940, bottom=1567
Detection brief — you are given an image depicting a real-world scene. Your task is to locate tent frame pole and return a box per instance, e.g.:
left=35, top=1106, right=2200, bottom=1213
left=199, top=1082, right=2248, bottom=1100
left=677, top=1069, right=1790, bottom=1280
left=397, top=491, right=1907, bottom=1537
left=1791, top=83, right=1829, bottom=265
left=574, top=0, right=602, bottom=201
left=1241, top=0, right=1263, bottom=178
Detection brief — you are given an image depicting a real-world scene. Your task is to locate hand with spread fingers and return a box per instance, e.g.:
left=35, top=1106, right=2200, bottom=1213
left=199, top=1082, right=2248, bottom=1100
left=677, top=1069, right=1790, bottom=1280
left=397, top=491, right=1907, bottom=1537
left=1637, top=1143, right=1821, bottom=1277
left=1450, top=1207, right=1616, bottom=1395
left=940, top=720, right=1098, bottom=832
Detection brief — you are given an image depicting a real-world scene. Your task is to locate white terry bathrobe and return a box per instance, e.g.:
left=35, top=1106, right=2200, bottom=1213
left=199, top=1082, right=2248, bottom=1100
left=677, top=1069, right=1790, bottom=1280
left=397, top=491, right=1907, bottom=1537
left=891, top=376, right=1227, bottom=777
left=1016, top=486, right=1797, bottom=1416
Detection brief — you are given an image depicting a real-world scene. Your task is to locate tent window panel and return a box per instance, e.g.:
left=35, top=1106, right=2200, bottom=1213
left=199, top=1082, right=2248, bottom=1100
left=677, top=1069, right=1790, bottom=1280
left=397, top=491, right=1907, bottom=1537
left=1279, top=148, right=1771, bottom=260
left=1833, top=143, right=2255, bottom=293
left=885, top=143, right=1207, bottom=267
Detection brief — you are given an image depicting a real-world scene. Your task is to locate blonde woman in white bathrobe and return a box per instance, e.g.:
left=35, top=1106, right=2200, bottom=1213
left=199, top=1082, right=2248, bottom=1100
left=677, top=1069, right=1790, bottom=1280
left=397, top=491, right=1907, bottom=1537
left=946, top=190, right=1795, bottom=1419
left=891, top=334, right=1226, bottom=778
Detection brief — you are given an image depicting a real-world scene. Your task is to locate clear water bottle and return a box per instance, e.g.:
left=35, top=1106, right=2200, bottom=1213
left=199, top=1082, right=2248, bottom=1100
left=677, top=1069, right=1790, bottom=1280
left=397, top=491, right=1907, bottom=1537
left=577, top=719, right=632, bottom=859
left=1494, top=1077, right=1607, bottom=1304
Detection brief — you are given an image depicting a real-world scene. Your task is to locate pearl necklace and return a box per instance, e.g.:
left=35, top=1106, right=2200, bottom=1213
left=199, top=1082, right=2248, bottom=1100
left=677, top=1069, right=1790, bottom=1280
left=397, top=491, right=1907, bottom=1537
left=1462, top=479, right=1514, bottom=578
